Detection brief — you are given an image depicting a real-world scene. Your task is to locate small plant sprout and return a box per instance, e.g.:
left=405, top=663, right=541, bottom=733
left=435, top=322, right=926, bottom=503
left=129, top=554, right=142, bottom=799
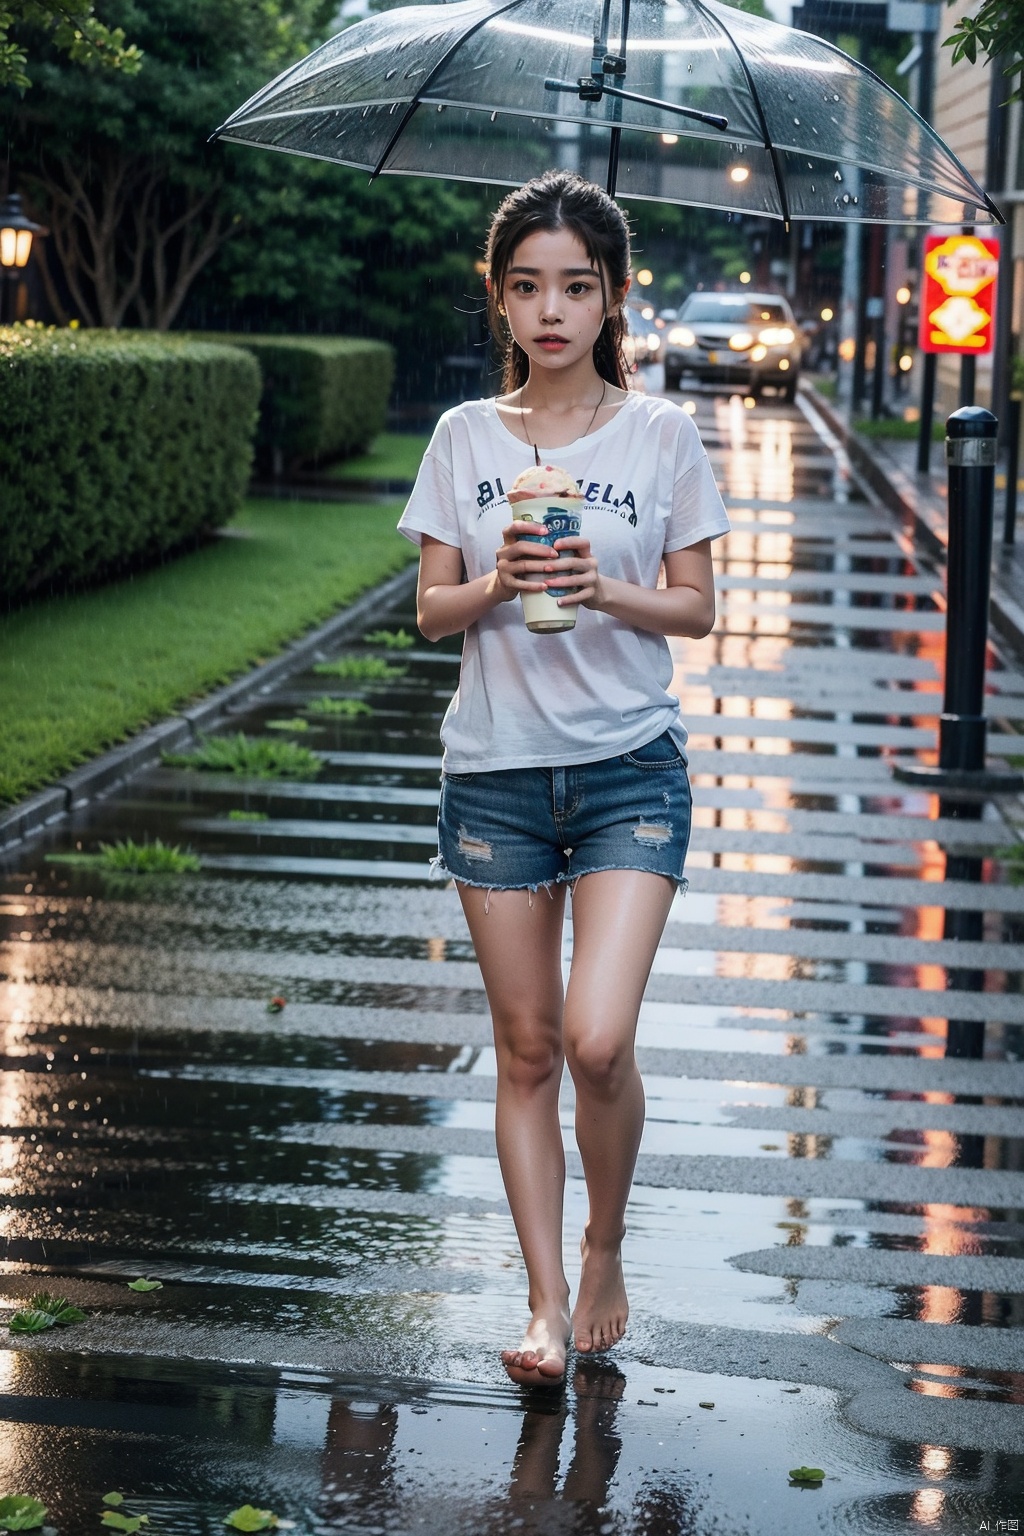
left=0, top=1495, right=48, bottom=1530
left=313, top=655, right=407, bottom=681
left=307, top=697, right=373, bottom=717
left=365, top=627, right=415, bottom=650
left=98, top=840, right=200, bottom=875
left=127, top=1279, right=163, bottom=1292
left=9, top=1293, right=86, bottom=1332
left=265, top=718, right=310, bottom=733
left=224, top=1506, right=278, bottom=1532
left=163, top=734, right=320, bottom=781
left=226, top=810, right=268, bottom=822
left=788, top=1466, right=825, bottom=1486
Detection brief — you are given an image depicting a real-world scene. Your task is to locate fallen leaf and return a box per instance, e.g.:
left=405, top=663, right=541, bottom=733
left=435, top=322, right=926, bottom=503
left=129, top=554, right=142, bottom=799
left=101, top=1494, right=125, bottom=1507
left=698, top=1402, right=714, bottom=1409
left=788, top=1466, right=825, bottom=1485
left=266, top=997, right=286, bottom=1014
left=224, top=1507, right=278, bottom=1532
left=127, top=1280, right=163, bottom=1293
left=0, top=1495, right=48, bottom=1530
left=100, top=1513, right=148, bottom=1533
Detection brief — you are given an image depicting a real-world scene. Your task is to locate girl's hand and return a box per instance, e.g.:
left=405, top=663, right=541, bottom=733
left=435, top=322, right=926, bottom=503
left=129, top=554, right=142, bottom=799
left=545, top=535, right=602, bottom=609
left=492, top=519, right=555, bottom=603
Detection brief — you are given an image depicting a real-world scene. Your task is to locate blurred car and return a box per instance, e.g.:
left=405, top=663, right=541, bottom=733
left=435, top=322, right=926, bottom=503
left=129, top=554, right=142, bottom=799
left=622, top=305, right=661, bottom=371
left=662, top=292, right=803, bottom=400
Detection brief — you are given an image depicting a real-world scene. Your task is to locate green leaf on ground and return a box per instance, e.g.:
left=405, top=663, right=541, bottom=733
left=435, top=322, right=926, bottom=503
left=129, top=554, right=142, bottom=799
left=28, top=1293, right=85, bottom=1326
left=307, top=697, right=374, bottom=717
left=788, top=1466, right=825, bottom=1484
left=226, top=810, right=268, bottom=822
left=313, top=655, right=407, bottom=681
left=264, top=718, right=310, bottom=732
left=100, top=1512, right=148, bottom=1532
left=0, top=1495, right=48, bottom=1529
left=126, top=1279, right=163, bottom=1293
left=364, top=628, right=415, bottom=650
left=8, top=1310, right=56, bottom=1335
left=224, top=1506, right=278, bottom=1531
left=101, top=1493, right=126, bottom=1506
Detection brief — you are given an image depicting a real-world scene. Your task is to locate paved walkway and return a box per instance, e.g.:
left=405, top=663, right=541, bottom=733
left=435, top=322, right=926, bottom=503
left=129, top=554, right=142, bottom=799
left=1, top=393, right=1023, bottom=1534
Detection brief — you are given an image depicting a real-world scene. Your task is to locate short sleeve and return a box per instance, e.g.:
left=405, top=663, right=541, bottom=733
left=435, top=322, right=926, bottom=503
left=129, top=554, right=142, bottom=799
left=397, top=418, right=460, bottom=548
left=664, top=448, right=731, bottom=552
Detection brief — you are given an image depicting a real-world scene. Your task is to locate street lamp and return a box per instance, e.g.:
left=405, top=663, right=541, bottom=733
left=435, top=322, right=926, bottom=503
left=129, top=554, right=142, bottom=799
left=0, top=193, right=47, bottom=324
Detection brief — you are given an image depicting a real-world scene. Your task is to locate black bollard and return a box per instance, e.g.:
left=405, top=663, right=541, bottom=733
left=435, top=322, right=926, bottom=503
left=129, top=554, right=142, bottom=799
left=895, top=408, right=1023, bottom=794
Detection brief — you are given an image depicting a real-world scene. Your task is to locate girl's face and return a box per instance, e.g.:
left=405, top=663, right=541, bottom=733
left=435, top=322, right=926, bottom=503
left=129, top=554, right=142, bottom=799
left=500, top=226, right=623, bottom=377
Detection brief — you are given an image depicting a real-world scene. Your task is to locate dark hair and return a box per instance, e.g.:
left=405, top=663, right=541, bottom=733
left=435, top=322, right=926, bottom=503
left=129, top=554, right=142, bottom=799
left=485, top=171, right=632, bottom=394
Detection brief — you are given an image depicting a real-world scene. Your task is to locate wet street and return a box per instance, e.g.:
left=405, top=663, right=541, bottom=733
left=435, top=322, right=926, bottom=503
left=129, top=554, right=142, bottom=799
left=2, top=388, right=1024, bottom=1535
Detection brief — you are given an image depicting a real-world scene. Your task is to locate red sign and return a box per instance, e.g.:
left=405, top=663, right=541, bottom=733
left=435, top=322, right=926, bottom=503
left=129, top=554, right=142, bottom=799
left=918, top=233, right=999, bottom=355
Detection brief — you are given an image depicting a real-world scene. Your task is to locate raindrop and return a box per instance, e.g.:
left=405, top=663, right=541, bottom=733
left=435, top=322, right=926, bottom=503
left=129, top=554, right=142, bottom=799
left=842, top=193, right=850, bottom=204
left=515, top=56, right=525, bottom=71
left=437, top=103, right=445, bottom=113
left=490, top=110, right=497, bottom=122
left=851, top=195, right=858, bottom=204
left=793, top=117, right=800, bottom=126
left=834, top=170, right=842, bottom=182
left=807, top=161, right=813, bottom=168
left=811, top=126, right=818, bottom=135
left=810, top=184, right=816, bottom=192
left=833, top=93, right=840, bottom=101
left=687, top=62, right=693, bottom=71
left=787, top=91, right=795, bottom=100
left=385, top=68, right=396, bottom=80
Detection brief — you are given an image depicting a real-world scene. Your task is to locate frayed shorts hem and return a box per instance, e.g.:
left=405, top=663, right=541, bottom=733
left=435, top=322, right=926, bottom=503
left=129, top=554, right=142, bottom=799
left=429, top=853, right=688, bottom=897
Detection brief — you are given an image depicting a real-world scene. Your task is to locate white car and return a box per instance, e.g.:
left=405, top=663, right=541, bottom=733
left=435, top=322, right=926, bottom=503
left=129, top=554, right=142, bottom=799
left=662, top=292, right=803, bottom=401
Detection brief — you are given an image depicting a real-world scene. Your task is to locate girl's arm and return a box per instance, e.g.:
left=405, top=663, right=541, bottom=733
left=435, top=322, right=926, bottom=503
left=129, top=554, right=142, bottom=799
left=546, top=537, right=717, bottom=639
left=415, top=524, right=553, bottom=642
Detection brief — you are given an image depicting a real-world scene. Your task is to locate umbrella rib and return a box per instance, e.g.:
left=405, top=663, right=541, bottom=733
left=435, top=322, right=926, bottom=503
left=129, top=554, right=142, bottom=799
left=689, top=0, right=791, bottom=230
left=369, top=0, right=532, bottom=179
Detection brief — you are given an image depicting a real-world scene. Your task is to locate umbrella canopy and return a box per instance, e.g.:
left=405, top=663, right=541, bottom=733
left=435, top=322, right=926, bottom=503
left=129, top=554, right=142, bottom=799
left=213, top=0, right=999, bottom=227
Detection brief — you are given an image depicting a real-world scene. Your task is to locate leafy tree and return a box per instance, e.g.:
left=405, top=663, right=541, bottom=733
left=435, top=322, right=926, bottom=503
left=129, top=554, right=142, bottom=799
left=944, top=0, right=1024, bottom=102
left=0, top=1, right=140, bottom=90
left=1, top=0, right=334, bottom=327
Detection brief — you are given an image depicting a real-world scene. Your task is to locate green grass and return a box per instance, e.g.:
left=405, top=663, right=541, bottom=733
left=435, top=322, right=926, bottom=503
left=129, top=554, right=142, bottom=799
left=364, top=627, right=415, bottom=650
left=307, top=696, right=374, bottom=717
left=44, top=838, right=200, bottom=874
left=854, top=416, right=945, bottom=441
left=324, top=432, right=431, bottom=482
left=312, top=655, right=408, bottom=681
left=227, top=809, right=268, bottom=822
left=163, top=733, right=321, bottom=780
left=0, top=497, right=411, bottom=805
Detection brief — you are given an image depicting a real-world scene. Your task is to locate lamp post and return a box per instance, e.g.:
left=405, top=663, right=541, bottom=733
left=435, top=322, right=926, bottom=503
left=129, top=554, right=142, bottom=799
left=0, top=194, right=47, bottom=325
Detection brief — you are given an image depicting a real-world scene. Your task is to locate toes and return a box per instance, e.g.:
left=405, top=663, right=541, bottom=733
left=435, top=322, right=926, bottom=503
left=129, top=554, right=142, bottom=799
left=575, top=1329, right=594, bottom=1353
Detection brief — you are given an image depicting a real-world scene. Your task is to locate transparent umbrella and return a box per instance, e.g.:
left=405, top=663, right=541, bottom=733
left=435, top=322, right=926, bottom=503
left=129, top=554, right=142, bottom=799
left=213, top=0, right=999, bottom=227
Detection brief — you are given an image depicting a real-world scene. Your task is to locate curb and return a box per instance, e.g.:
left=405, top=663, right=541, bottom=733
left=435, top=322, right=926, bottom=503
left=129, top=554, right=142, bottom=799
left=0, top=561, right=419, bottom=859
left=801, top=382, right=1024, bottom=658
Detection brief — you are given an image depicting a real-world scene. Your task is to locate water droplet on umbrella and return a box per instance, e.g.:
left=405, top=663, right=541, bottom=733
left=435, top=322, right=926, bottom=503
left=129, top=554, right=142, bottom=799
left=385, top=69, right=396, bottom=80
left=807, top=161, right=813, bottom=168
left=834, top=171, right=842, bottom=182
left=687, top=62, right=693, bottom=71
left=793, top=117, right=800, bottom=125
left=851, top=195, right=858, bottom=204
left=437, top=103, right=445, bottom=113
left=842, top=193, right=850, bottom=204
left=490, top=110, right=497, bottom=122
left=833, top=93, right=840, bottom=101
left=810, top=184, right=816, bottom=193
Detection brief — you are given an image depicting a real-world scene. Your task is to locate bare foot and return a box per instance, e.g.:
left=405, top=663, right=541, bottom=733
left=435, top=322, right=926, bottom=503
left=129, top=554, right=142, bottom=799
left=572, top=1232, right=628, bottom=1354
left=501, top=1300, right=572, bottom=1388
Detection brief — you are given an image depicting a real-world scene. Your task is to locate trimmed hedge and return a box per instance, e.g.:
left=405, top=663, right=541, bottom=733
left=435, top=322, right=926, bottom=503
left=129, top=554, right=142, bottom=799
left=0, top=327, right=260, bottom=602
left=210, top=336, right=395, bottom=472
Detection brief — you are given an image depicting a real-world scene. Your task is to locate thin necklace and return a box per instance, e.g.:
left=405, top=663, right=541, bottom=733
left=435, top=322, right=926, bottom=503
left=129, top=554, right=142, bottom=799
left=519, top=379, right=607, bottom=465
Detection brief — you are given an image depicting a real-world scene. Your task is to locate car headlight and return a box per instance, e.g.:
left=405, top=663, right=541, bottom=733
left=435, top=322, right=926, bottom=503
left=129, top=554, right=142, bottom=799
left=728, top=331, right=754, bottom=351
left=667, top=326, right=695, bottom=346
left=757, top=326, right=796, bottom=346
left=750, top=344, right=768, bottom=362
left=647, top=333, right=660, bottom=350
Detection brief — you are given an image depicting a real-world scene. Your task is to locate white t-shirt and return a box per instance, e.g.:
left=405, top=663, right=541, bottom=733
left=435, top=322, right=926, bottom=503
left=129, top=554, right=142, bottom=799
left=397, top=390, right=730, bottom=773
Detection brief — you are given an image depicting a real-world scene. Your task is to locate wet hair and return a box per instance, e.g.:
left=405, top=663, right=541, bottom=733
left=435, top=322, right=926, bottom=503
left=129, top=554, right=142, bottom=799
left=485, top=171, right=631, bottom=394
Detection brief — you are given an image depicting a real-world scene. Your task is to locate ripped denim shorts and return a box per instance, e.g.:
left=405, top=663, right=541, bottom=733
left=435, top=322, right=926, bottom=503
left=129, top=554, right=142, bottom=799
left=433, top=731, right=692, bottom=895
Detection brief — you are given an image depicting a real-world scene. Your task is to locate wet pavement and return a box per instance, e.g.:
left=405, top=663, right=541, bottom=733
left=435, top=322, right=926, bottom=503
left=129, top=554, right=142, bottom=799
left=2, top=389, right=1024, bottom=1534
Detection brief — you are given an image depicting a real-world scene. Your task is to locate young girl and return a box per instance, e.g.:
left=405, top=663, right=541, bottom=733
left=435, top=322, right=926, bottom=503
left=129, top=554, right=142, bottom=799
left=398, top=171, right=729, bottom=1388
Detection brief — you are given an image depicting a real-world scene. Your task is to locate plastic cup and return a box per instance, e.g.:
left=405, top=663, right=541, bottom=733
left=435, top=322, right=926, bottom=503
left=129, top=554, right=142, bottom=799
left=512, top=497, right=583, bottom=634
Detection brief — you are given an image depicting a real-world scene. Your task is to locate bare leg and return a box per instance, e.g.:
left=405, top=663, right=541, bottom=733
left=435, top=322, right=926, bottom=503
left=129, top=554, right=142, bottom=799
left=563, top=870, right=676, bottom=1354
left=457, top=882, right=571, bottom=1386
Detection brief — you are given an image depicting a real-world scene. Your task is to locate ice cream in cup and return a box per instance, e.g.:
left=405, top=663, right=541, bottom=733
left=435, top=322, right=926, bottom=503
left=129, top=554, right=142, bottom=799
left=508, top=465, right=583, bottom=634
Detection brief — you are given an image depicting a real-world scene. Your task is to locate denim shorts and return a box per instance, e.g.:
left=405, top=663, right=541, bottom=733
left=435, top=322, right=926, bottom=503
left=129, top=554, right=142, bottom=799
left=434, top=731, right=692, bottom=894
